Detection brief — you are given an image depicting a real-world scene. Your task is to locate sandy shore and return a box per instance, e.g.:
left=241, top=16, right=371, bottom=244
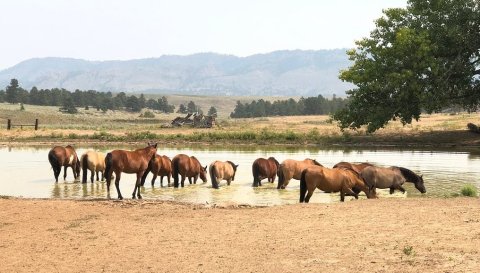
left=0, top=197, right=479, bottom=273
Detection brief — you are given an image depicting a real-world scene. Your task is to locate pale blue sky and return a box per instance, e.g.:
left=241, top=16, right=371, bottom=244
left=0, top=0, right=407, bottom=70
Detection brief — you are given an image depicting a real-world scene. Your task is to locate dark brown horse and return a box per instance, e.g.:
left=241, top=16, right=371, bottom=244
left=299, top=165, right=372, bottom=203
left=172, top=154, right=207, bottom=188
left=361, top=166, right=426, bottom=197
left=209, top=160, right=239, bottom=189
left=141, top=155, right=173, bottom=187
left=277, top=158, right=322, bottom=189
left=252, top=157, right=280, bottom=187
left=104, top=143, right=157, bottom=199
left=48, top=145, right=80, bottom=182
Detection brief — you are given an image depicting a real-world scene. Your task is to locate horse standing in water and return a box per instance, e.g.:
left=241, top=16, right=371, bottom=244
left=252, top=157, right=280, bottom=187
left=333, top=162, right=374, bottom=174
left=48, top=145, right=80, bottom=182
left=360, top=166, right=426, bottom=197
left=104, top=143, right=157, bottom=199
left=209, top=160, right=239, bottom=189
left=81, top=150, right=106, bottom=183
left=299, top=165, right=372, bottom=202
left=141, top=155, right=173, bottom=187
left=172, top=154, right=207, bottom=188
left=277, top=158, right=322, bottom=189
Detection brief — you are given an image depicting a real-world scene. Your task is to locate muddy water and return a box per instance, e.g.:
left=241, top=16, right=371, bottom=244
left=0, top=146, right=479, bottom=205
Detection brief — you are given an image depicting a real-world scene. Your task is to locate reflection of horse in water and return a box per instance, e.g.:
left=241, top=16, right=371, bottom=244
left=105, top=143, right=157, bottom=200
left=172, top=154, right=207, bottom=188
left=81, top=150, right=106, bottom=183
left=361, top=166, right=426, bottom=197
left=277, top=158, right=322, bottom=189
left=252, top=157, right=280, bottom=187
left=209, top=160, right=239, bottom=189
left=48, top=145, right=80, bottom=182
left=300, top=165, right=372, bottom=202
left=141, top=155, right=173, bottom=187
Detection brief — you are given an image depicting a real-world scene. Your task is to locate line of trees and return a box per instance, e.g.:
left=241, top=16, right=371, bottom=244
left=0, top=79, right=175, bottom=113
left=230, top=95, right=347, bottom=118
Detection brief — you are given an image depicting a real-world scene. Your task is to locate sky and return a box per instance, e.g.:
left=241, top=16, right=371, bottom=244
left=0, top=0, right=407, bottom=70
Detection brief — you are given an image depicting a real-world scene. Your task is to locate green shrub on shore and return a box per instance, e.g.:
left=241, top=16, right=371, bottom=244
left=460, top=184, right=478, bottom=197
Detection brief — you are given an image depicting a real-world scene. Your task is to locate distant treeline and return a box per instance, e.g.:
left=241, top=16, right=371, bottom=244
left=230, top=95, right=348, bottom=118
left=0, top=79, right=175, bottom=113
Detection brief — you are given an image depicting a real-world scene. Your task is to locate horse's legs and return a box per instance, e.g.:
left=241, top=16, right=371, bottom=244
left=96, top=170, right=100, bottom=182
left=181, top=175, right=186, bottom=187
left=304, top=189, right=314, bottom=203
left=90, top=171, right=95, bottom=183
left=395, top=184, right=406, bottom=194
left=101, top=171, right=105, bottom=181
left=341, top=187, right=358, bottom=202
left=114, top=172, right=123, bottom=200
left=167, top=174, right=171, bottom=187
left=151, top=173, right=158, bottom=187
left=132, top=173, right=143, bottom=199
left=389, top=187, right=395, bottom=194
left=193, top=175, right=198, bottom=184
left=227, top=179, right=231, bottom=186
left=53, top=166, right=60, bottom=183
left=63, top=166, right=68, bottom=180
left=188, top=177, right=192, bottom=185
left=281, top=178, right=291, bottom=189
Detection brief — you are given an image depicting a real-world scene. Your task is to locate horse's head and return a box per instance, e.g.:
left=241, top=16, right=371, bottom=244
left=415, top=175, right=426, bottom=193
left=200, top=165, right=208, bottom=183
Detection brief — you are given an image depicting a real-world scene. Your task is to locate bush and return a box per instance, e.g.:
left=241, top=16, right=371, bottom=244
left=460, top=184, right=478, bottom=197
left=140, top=110, right=155, bottom=118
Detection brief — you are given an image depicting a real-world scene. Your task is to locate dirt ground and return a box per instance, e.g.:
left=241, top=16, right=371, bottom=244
left=0, top=197, right=479, bottom=273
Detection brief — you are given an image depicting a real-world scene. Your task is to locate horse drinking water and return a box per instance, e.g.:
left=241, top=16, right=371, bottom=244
left=81, top=150, right=106, bottom=183
left=48, top=145, right=80, bottom=182
left=209, top=160, right=239, bottom=189
left=104, top=143, right=157, bottom=199
left=172, top=154, right=207, bottom=188
left=360, top=166, right=426, bottom=197
left=252, top=157, right=280, bottom=187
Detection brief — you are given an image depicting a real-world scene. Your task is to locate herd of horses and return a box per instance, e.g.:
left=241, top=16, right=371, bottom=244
left=47, top=144, right=426, bottom=202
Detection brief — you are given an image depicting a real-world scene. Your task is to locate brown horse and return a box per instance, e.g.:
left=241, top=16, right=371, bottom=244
left=172, top=154, right=207, bottom=188
left=141, top=155, right=173, bottom=187
left=252, top=157, right=280, bottom=187
left=104, top=143, right=157, bottom=199
left=360, top=166, right=426, bottom=196
left=333, top=162, right=374, bottom=174
left=48, top=145, right=80, bottom=182
left=209, top=160, right=239, bottom=189
left=81, top=150, right=106, bottom=183
left=277, top=158, right=322, bottom=189
left=299, top=165, right=372, bottom=202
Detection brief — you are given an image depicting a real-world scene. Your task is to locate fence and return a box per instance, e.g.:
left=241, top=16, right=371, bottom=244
left=7, top=119, right=39, bottom=130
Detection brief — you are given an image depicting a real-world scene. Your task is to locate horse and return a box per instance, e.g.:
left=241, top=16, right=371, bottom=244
left=209, top=161, right=239, bottom=189
left=81, top=150, right=106, bottom=183
left=333, top=162, right=374, bottom=174
left=104, top=143, right=157, bottom=200
left=48, top=145, right=80, bottom=182
left=140, top=155, right=173, bottom=187
left=360, top=166, right=426, bottom=197
left=299, top=165, right=372, bottom=203
left=172, top=154, right=207, bottom=188
left=252, top=157, right=280, bottom=187
left=277, top=158, right=322, bottom=189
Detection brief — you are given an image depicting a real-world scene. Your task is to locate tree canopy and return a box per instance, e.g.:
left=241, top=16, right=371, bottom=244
left=334, top=0, right=480, bottom=132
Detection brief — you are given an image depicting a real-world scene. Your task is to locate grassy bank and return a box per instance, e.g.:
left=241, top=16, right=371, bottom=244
left=1, top=103, right=480, bottom=148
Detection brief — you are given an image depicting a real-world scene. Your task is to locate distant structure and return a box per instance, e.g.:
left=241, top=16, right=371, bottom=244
left=171, top=113, right=215, bottom=128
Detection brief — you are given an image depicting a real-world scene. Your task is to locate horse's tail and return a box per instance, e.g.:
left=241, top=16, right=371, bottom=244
left=252, top=162, right=260, bottom=187
left=299, top=169, right=308, bottom=203
left=209, top=164, right=219, bottom=189
left=81, top=154, right=88, bottom=183
left=172, top=157, right=180, bottom=188
left=104, top=153, right=113, bottom=182
left=277, top=164, right=285, bottom=189
left=48, top=150, right=60, bottom=174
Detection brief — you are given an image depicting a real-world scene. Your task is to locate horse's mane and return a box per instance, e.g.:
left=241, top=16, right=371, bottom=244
left=307, top=158, right=323, bottom=166
left=395, top=167, right=421, bottom=183
left=268, top=157, right=280, bottom=167
left=190, top=155, right=202, bottom=166
left=338, top=166, right=362, bottom=179
left=226, top=160, right=237, bottom=170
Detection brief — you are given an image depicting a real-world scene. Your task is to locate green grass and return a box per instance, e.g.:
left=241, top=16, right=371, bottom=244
left=403, top=245, right=415, bottom=256
left=460, top=184, right=478, bottom=197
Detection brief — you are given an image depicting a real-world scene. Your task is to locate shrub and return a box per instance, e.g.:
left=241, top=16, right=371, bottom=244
left=140, top=110, right=155, bottom=118
left=460, top=184, right=478, bottom=197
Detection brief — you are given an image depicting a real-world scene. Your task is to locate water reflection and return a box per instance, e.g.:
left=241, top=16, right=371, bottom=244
left=0, top=146, right=479, bottom=205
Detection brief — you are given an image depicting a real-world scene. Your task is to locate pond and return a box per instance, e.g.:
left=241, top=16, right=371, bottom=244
left=0, top=145, right=479, bottom=205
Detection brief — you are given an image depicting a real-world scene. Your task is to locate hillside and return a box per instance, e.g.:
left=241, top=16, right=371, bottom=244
left=0, top=50, right=353, bottom=97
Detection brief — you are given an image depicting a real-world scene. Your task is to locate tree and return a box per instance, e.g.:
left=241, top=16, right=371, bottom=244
left=334, top=0, right=480, bottom=132
left=207, top=106, right=218, bottom=116
left=5, top=79, right=19, bottom=103
left=187, top=101, right=199, bottom=113
left=177, top=104, right=187, bottom=113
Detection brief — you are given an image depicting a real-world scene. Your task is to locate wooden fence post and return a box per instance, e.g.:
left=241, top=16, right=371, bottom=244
left=7, top=119, right=11, bottom=130
left=35, top=119, right=39, bottom=130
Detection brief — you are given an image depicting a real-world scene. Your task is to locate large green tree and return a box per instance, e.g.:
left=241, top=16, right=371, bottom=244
left=334, top=0, right=480, bottom=132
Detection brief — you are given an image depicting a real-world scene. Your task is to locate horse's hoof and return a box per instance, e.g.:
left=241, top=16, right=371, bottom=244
left=280, top=186, right=285, bottom=189
left=138, top=196, right=142, bottom=199
left=118, top=197, right=123, bottom=200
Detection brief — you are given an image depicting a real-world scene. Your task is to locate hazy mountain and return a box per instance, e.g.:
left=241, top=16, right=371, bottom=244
left=0, top=50, right=354, bottom=97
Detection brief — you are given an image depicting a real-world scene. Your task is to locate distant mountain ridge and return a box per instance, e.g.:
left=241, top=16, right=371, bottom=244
left=0, top=50, right=353, bottom=97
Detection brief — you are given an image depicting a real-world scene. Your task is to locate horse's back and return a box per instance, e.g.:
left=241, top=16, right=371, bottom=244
left=305, top=165, right=345, bottom=192
left=211, top=161, right=234, bottom=179
left=361, top=166, right=401, bottom=188
left=159, top=155, right=172, bottom=175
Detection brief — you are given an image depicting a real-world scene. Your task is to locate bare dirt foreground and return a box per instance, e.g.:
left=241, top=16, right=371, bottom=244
left=0, top=198, right=479, bottom=273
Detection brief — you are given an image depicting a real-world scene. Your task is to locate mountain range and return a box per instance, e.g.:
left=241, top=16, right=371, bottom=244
left=0, top=49, right=354, bottom=97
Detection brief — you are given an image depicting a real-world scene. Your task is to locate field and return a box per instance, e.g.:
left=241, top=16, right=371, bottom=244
left=0, top=102, right=480, bottom=148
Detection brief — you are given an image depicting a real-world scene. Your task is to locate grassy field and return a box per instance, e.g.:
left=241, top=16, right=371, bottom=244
left=0, top=102, right=479, bottom=148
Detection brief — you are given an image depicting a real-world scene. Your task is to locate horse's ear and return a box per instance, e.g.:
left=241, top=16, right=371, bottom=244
left=154, top=143, right=157, bottom=148
left=204, top=166, right=207, bottom=171
left=235, top=164, right=239, bottom=168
